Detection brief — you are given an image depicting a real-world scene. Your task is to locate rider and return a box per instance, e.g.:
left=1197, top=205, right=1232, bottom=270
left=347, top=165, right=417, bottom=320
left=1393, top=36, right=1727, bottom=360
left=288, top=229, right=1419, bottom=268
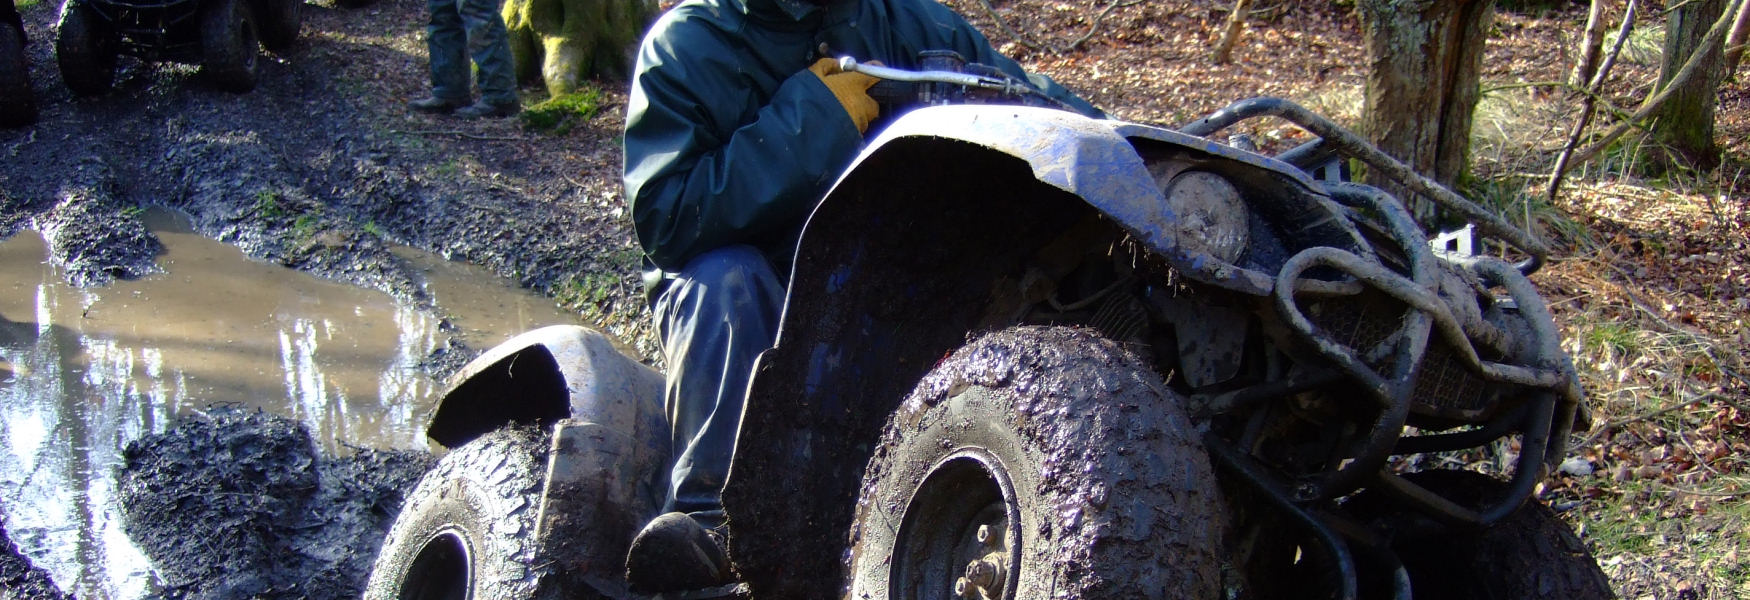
left=621, top=0, right=1099, bottom=590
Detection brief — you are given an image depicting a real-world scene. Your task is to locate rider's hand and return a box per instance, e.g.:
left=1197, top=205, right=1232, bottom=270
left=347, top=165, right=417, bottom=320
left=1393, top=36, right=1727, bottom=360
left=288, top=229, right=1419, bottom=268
left=808, top=58, right=879, bottom=134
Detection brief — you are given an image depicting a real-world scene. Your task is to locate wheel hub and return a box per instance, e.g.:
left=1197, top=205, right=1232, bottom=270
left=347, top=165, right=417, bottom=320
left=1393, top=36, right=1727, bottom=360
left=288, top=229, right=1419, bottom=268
left=891, top=449, right=1021, bottom=600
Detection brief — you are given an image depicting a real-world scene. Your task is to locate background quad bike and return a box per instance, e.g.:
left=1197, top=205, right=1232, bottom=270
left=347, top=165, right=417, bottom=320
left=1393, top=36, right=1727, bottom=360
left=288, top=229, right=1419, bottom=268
left=55, top=0, right=301, bottom=95
left=1, top=0, right=35, bottom=126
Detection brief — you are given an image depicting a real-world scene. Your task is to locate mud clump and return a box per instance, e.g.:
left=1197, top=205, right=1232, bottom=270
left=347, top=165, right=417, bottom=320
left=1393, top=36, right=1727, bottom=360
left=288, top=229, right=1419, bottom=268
left=0, top=520, right=74, bottom=600
left=118, top=408, right=432, bottom=600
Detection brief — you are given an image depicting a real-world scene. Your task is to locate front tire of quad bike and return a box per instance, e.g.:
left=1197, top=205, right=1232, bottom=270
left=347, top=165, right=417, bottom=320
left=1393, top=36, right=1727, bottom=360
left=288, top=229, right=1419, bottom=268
left=1349, top=470, right=1614, bottom=600
left=0, top=23, right=36, bottom=128
left=363, top=426, right=554, bottom=600
left=844, top=326, right=1224, bottom=600
left=253, top=0, right=301, bottom=51
left=54, top=1, right=119, bottom=97
left=199, top=0, right=259, bottom=93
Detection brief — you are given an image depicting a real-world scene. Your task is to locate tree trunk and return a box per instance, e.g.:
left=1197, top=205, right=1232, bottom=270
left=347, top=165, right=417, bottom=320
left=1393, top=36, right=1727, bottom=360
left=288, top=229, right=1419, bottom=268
left=1211, top=0, right=1253, bottom=64
left=503, top=0, right=658, bottom=97
left=1647, top=0, right=1729, bottom=169
left=1570, top=0, right=1609, bottom=89
left=1356, top=0, right=1494, bottom=226
left=1725, top=0, right=1750, bottom=76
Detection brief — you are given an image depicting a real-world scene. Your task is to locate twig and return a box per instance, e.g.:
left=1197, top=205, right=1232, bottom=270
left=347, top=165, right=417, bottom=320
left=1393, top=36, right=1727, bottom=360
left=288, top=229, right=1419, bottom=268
left=1593, top=258, right=1715, bottom=339
left=1577, top=392, right=1720, bottom=448
left=390, top=129, right=522, bottom=142
left=975, top=0, right=1143, bottom=54
left=1657, top=482, right=1750, bottom=497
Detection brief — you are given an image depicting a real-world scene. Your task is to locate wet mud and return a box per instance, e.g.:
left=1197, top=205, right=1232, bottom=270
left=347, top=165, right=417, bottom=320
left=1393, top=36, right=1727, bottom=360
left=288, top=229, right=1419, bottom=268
left=1, top=521, right=73, bottom=600
left=0, top=0, right=644, bottom=317
left=116, top=408, right=431, bottom=600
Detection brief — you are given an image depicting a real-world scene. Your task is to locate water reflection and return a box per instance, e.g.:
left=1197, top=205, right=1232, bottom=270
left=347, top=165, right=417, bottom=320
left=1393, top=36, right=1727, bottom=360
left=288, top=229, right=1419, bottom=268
left=0, top=210, right=582, bottom=599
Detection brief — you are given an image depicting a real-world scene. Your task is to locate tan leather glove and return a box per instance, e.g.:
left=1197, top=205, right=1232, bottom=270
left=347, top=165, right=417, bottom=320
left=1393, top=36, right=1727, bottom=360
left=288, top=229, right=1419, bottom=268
left=808, top=57, right=880, bottom=134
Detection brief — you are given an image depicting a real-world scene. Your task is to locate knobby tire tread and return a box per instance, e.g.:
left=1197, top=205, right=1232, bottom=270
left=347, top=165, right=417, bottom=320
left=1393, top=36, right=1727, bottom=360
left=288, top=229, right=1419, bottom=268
left=845, top=326, right=1223, bottom=599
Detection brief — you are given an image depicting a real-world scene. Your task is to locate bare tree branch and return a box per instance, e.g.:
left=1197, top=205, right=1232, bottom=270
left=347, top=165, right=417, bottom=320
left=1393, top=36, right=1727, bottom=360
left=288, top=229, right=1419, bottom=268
left=1554, top=0, right=1743, bottom=176
left=1212, top=0, right=1254, bottom=64
left=1548, top=0, right=1639, bottom=201
left=1570, top=0, right=1610, bottom=88
left=1725, top=0, right=1750, bottom=72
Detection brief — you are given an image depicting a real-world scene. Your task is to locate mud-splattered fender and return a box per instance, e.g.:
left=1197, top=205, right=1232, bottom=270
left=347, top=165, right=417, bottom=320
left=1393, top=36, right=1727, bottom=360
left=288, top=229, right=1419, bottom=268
left=424, top=325, right=665, bottom=455
left=857, top=104, right=1175, bottom=255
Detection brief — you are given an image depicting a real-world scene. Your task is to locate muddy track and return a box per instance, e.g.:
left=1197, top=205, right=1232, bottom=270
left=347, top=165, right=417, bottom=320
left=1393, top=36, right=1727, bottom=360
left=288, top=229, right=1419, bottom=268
left=3, top=0, right=642, bottom=595
left=0, top=0, right=644, bottom=327
left=117, top=408, right=433, bottom=600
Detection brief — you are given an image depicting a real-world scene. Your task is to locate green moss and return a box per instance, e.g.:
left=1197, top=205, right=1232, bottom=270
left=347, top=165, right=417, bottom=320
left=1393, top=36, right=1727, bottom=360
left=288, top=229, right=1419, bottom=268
left=519, top=88, right=603, bottom=134
left=253, top=190, right=287, bottom=219
left=15, top=0, right=38, bottom=9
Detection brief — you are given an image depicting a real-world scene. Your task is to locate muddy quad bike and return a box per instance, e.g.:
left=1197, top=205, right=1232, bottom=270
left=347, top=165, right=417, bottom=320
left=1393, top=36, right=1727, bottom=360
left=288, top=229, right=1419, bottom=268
left=55, top=0, right=299, bottom=95
left=365, top=53, right=1611, bottom=600
left=1, top=0, right=35, bottom=127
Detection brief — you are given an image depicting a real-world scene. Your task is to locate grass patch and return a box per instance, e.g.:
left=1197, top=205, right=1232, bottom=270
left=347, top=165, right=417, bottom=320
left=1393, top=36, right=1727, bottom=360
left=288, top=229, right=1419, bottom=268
left=1459, top=176, right=1593, bottom=249
left=291, top=213, right=322, bottom=242
left=253, top=190, right=288, bottom=219
left=519, top=88, right=603, bottom=134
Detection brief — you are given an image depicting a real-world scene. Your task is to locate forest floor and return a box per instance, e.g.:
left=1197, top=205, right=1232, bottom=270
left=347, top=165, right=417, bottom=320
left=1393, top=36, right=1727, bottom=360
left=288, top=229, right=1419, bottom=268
left=2, top=0, right=1747, bottom=597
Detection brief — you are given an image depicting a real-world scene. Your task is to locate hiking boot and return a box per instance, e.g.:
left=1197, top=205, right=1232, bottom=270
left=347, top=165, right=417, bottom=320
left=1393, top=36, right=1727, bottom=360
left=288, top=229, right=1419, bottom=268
left=408, top=96, right=469, bottom=114
left=625, top=512, right=732, bottom=593
left=454, top=100, right=519, bottom=119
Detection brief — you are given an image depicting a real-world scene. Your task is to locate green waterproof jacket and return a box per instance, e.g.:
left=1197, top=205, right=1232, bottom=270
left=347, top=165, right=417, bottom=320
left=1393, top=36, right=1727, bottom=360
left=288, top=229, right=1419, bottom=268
left=624, top=0, right=1100, bottom=273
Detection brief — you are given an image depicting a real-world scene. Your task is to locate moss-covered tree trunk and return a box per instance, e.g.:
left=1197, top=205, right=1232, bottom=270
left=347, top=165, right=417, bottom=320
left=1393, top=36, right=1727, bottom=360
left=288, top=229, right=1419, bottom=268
left=1647, top=0, right=1729, bottom=169
left=503, top=0, right=657, bottom=97
left=1355, top=0, right=1494, bottom=226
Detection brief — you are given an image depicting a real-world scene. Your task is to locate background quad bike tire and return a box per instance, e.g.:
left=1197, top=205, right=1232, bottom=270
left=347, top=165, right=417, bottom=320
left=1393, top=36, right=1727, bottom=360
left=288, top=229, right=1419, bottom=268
left=199, top=0, right=259, bottom=93
left=844, top=326, right=1224, bottom=600
left=253, top=0, right=301, bottom=51
left=0, top=21, right=34, bottom=127
left=364, top=426, right=555, bottom=600
left=54, top=2, right=118, bottom=96
left=1348, top=469, right=1615, bottom=600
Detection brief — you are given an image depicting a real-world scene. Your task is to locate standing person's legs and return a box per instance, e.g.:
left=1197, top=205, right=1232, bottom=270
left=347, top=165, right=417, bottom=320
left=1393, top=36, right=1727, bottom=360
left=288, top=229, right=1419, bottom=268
left=455, top=0, right=518, bottom=113
left=412, top=0, right=471, bottom=111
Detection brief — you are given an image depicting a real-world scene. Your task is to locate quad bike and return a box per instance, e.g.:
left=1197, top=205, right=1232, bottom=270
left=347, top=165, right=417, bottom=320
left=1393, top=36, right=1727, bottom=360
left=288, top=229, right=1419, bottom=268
left=365, top=53, right=1612, bottom=600
left=55, top=0, right=300, bottom=94
left=1, top=0, right=35, bottom=126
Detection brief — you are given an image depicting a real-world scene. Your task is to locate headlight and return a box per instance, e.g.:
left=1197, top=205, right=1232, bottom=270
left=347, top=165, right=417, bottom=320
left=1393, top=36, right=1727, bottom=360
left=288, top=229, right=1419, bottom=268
left=1154, top=168, right=1250, bottom=264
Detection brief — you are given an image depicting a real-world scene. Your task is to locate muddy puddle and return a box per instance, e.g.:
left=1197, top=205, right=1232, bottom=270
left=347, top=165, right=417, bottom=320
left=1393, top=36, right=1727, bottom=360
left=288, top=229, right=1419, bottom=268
left=0, top=209, right=584, bottom=599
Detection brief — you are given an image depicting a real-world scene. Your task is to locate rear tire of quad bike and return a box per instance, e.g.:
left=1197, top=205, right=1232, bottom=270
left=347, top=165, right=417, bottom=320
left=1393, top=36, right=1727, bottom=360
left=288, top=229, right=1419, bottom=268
left=253, top=0, right=301, bottom=51
left=0, top=23, right=35, bottom=128
left=844, top=326, right=1224, bottom=600
left=363, top=426, right=554, bottom=600
left=199, top=0, right=259, bottom=93
left=55, top=2, right=118, bottom=97
left=1350, top=470, right=1614, bottom=600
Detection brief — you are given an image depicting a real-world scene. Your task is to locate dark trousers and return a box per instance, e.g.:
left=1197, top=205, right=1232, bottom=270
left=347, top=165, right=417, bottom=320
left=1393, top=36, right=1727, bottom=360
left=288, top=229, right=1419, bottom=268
left=651, top=245, right=784, bottom=526
left=425, top=0, right=516, bottom=106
